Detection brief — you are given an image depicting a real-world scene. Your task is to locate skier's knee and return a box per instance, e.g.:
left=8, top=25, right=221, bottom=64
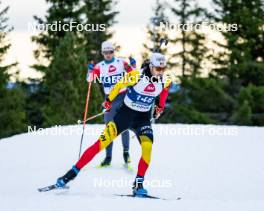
left=140, top=135, right=153, bottom=164
left=137, top=125, right=153, bottom=142
left=99, top=121, right=118, bottom=150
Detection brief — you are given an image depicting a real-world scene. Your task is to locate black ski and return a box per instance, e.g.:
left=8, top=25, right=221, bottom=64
left=115, top=194, right=181, bottom=201
left=38, top=184, right=69, bottom=192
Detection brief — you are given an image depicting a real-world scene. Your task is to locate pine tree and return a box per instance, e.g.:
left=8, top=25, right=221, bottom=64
left=81, top=0, right=119, bottom=62
left=170, top=0, right=208, bottom=77
left=141, top=0, right=170, bottom=62
left=187, top=31, right=208, bottom=77
left=210, top=0, right=264, bottom=88
left=231, top=100, right=252, bottom=125
left=42, top=32, right=96, bottom=126
left=32, top=0, right=81, bottom=62
left=0, top=2, right=13, bottom=86
left=30, top=0, right=82, bottom=128
left=0, top=2, right=26, bottom=138
left=31, top=0, right=119, bottom=127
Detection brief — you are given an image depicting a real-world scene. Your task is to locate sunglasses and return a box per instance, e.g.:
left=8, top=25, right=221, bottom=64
left=102, top=51, right=114, bottom=55
left=153, top=66, right=166, bottom=72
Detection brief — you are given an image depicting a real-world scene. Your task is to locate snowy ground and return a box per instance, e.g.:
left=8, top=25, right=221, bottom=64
left=1, top=124, right=264, bottom=211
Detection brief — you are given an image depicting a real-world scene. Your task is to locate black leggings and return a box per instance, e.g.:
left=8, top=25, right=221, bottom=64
left=113, top=104, right=153, bottom=142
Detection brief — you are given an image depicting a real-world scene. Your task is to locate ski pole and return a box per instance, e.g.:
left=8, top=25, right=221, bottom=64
left=78, top=81, right=92, bottom=159
left=77, top=109, right=106, bottom=124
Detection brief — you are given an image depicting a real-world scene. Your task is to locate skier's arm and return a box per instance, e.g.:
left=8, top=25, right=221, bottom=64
left=153, top=80, right=171, bottom=119
left=108, top=70, right=140, bottom=102
left=87, top=64, right=100, bottom=82
left=158, top=80, right=172, bottom=108
left=123, top=60, right=133, bottom=73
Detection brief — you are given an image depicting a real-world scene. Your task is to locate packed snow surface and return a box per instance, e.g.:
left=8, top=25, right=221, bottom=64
left=1, top=124, right=264, bottom=211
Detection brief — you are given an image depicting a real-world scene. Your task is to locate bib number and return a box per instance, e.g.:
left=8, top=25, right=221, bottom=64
left=136, top=95, right=154, bottom=104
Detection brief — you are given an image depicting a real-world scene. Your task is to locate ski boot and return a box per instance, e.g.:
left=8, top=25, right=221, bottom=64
left=99, top=156, right=112, bottom=167
left=123, top=150, right=131, bottom=164
left=132, top=176, right=148, bottom=196
left=56, top=165, right=79, bottom=188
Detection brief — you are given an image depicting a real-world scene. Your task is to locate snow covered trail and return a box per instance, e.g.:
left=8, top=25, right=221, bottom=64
left=1, top=124, right=264, bottom=211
